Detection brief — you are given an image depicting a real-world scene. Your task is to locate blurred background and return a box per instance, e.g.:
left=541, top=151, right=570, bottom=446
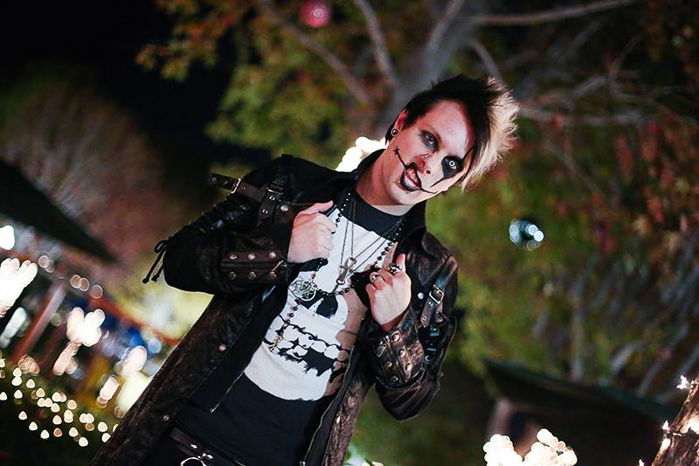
left=0, top=0, right=697, bottom=464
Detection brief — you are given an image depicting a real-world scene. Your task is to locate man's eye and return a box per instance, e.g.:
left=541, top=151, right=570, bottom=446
left=443, top=157, right=462, bottom=175
left=422, top=132, right=437, bottom=149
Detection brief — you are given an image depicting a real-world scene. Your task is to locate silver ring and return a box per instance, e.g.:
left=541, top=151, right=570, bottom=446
left=388, top=263, right=402, bottom=275
left=369, top=272, right=382, bottom=283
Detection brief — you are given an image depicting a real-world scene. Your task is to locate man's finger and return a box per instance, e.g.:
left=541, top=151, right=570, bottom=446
left=396, top=253, right=406, bottom=270
left=315, top=215, right=338, bottom=231
left=299, top=200, right=333, bottom=216
left=377, top=268, right=393, bottom=284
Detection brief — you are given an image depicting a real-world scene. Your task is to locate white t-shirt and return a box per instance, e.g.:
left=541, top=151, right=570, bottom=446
left=245, top=194, right=402, bottom=400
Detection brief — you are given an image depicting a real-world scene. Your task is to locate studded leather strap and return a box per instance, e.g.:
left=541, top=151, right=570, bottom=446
left=368, top=309, right=425, bottom=386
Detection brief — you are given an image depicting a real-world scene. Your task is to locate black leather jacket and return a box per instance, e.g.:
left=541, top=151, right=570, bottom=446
left=90, top=151, right=459, bottom=466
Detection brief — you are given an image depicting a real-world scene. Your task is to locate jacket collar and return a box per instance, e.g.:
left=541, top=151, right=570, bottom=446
left=314, top=149, right=438, bottom=259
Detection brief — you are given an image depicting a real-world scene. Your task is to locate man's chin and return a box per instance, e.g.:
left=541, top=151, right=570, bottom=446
left=391, top=182, right=426, bottom=205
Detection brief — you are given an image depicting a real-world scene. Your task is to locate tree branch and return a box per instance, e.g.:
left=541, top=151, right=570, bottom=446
left=519, top=105, right=645, bottom=126
left=473, top=0, right=639, bottom=27
left=352, top=0, right=398, bottom=88
left=255, top=0, right=370, bottom=105
left=425, top=0, right=466, bottom=53
left=470, top=40, right=504, bottom=83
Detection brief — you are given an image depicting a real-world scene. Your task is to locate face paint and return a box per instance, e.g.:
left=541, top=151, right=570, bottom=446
left=428, top=147, right=473, bottom=188
left=394, top=147, right=439, bottom=194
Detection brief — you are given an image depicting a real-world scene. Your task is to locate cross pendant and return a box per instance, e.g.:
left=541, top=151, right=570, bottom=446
left=332, top=257, right=357, bottom=293
left=269, top=334, right=282, bottom=351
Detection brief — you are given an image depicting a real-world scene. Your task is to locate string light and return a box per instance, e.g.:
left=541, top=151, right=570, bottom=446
left=677, top=375, right=698, bottom=391
left=0, top=357, right=117, bottom=450
left=483, top=429, right=577, bottom=465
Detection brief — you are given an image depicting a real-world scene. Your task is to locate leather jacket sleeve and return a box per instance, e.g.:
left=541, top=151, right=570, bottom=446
left=362, top=258, right=458, bottom=420
left=161, top=158, right=293, bottom=295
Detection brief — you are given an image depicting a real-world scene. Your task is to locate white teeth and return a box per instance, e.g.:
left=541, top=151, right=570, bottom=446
left=402, top=168, right=420, bottom=190
left=406, top=168, right=420, bottom=186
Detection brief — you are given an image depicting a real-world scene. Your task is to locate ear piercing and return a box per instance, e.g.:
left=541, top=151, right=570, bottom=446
left=391, top=128, right=399, bottom=136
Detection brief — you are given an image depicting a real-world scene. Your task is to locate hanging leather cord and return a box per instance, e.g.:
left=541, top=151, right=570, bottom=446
left=142, top=239, right=169, bottom=283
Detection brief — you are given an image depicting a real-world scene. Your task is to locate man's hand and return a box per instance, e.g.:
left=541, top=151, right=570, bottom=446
left=287, top=201, right=336, bottom=263
left=366, top=254, right=411, bottom=331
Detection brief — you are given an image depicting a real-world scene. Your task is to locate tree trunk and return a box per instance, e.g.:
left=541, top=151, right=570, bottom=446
left=652, top=375, right=699, bottom=465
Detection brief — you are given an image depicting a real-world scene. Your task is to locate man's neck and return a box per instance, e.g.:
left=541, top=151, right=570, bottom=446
left=355, top=161, right=413, bottom=216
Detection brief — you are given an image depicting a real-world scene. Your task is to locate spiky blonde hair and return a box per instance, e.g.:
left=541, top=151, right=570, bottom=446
left=459, top=77, right=519, bottom=190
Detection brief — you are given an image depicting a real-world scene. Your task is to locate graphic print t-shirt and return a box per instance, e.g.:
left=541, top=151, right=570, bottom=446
left=244, top=196, right=399, bottom=400
left=175, top=190, right=403, bottom=465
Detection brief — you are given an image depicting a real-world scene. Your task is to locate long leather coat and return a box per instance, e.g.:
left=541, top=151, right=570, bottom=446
left=90, top=151, right=459, bottom=466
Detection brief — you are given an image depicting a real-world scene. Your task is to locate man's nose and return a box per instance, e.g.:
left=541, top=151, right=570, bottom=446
left=416, top=153, right=434, bottom=175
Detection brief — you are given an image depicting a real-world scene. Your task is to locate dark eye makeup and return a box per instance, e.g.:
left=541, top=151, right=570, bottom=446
left=442, top=157, right=463, bottom=176
left=421, top=131, right=437, bottom=150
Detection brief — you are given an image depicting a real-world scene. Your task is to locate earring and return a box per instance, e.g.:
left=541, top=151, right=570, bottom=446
left=391, top=128, right=398, bottom=136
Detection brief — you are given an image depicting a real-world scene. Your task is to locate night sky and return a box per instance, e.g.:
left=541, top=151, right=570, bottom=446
left=2, top=0, right=270, bottom=199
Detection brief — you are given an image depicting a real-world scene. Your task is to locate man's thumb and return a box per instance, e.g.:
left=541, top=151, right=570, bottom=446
left=299, top=200, right=333, bottom=216
left=396, top=253, right=407, bottom=269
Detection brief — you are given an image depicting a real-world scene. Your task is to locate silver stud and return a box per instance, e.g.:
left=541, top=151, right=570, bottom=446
left=391, top=333, right=400, bottom=342
left=280, top=204, right=289, bottom=212
left=268, top=271, right=277, bottom=279
left=161, top=414, right=170, bottom=422
left=390, top=376, right=399, bottom=383
left=385, top=361, right=393, bottom=368
left=261, top=209, right=269, bottom=215
left=417, top=292, right=425, bottom=300
left=229, top=253, right=238, bottom=261
left=399, top=349, right=406, bottom=357
left=269, top=252, right=277, bottom=259
left=247, top=253, right=256, bottom=261
left=248, top=271, right=257, bottom=280
left=405, top=363, right=412, bottom=371
left=218, top=344, right=226, bottom=352
left=228, top=271, right=236, bottom=280
left=189, top=443, right=199, bottom=450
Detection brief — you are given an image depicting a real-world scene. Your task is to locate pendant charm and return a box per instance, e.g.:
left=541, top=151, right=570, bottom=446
left=290, top=279, right=318, bottom=302
left=269, top=334, right=283, bottom=351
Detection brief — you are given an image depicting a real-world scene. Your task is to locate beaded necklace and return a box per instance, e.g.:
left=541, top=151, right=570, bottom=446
left=269, top=191, right=404, bottom=351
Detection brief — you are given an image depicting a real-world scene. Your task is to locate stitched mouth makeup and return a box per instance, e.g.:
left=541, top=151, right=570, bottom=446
left=394, top=147, right=438, bottom=194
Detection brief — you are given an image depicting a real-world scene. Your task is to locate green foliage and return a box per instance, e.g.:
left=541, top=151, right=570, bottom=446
left=207, top=25, right=349, bottom=163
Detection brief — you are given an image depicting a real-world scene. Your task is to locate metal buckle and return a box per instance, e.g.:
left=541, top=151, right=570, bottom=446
left=180, top=452, right=214, bottom=466
left=230, top=177, right=241, bottom=194
left=180, top=457, right=206, bottom=466
left=429, top=285, right=444, bottom=305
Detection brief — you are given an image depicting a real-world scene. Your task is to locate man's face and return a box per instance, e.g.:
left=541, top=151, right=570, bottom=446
left=376, top=100, right=473, bottom=206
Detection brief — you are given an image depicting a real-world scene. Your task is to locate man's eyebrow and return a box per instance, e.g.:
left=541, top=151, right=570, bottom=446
left=424, top=123, right=465, bottom=160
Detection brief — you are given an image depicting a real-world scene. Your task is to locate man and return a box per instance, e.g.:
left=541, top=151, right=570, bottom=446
left=90, top=74, right=517, bottom=466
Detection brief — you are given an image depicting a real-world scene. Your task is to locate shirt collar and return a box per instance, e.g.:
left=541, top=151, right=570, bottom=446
left=318, top=149, right=437, bottom=258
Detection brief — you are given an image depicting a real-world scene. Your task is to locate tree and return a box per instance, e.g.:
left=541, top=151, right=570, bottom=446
left=652, top=374, right=699, bottom=465
left=138, top=0, right=699, bottom=461
left=0, top=67, right=178, bottom=289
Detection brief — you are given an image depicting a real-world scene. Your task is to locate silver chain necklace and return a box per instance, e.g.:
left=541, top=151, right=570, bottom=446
left=274, top=192, right=404, bottom=351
